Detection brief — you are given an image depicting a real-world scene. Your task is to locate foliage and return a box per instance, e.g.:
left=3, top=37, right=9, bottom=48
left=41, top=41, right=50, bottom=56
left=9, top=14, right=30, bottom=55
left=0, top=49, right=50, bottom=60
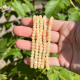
left=45, top=0, right=70, bottom=18
left=0, top=74, right=7, bottom=80
left=75, top=0, right=80, bottom=3
left=0, top=0, right=80, bottom=80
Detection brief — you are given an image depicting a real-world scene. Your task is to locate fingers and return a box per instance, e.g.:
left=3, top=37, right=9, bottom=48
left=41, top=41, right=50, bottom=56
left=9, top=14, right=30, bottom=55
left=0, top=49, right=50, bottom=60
left=24, top=57, right=60, bottom=66
left=21, top=17, right=66, bottom=31
left=13, top=26, right=60, bottom=42
left=13, top=26, right=32, bottom=38
left=21, top=17, right=33, bottom=27
left=16, top=39, right=58, bottom=53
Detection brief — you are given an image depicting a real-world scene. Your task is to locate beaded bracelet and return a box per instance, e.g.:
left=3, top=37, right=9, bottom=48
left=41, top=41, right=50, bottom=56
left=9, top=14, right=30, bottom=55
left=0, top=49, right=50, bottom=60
left=30, top=15, right=36, bottom=68
left=41, top=16, right=47, bottom=69
left=38, top=15, right=43, bottom=69
left=34, top=16, right=40, bottom=69
left=30, top=15, right=53, bottom=70
left=46, top=17, right=53, bottom=70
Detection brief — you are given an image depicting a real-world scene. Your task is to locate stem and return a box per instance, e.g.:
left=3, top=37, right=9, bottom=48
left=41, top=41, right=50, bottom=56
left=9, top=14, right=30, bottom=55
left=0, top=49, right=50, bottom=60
left=3, top=41, right=15, bottom=55
left=70, top=0, right=77, bottom=11
left=36, top=68, right=47, bottom=80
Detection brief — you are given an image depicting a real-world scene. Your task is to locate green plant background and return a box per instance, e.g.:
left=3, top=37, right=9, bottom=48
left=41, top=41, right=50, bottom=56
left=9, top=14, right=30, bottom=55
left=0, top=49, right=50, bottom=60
left=0, top=0, right=80, bottom=80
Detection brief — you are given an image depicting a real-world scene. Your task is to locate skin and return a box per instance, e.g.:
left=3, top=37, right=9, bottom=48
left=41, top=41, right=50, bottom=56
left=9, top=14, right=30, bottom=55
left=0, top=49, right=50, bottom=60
left=13, top=17, right=80, bottom=75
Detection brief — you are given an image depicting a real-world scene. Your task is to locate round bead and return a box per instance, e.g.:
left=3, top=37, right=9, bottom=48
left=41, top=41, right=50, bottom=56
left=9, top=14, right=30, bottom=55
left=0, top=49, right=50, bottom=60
left=31, top=57, right=33, bottom=59
left=30, top=65, right=33, bottom=68
left=31, top=54, right=34, bottom=56
left=35, top=61, right=38, bottom=64
left=47, top=67, right=50, bottom=70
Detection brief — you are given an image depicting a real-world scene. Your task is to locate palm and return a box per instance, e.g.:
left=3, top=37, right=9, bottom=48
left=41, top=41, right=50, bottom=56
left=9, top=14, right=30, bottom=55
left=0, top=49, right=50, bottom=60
left=58, top=21, right=80, bottom=74
left=13, top=18, right=80, bottom=74
left=58, top=22, right=75, bottom=70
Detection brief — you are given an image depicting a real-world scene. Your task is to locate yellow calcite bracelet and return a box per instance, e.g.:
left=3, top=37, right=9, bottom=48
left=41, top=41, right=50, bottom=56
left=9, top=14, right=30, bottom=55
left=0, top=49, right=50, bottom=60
left=34, top=16, right=40, bottom=69
left=30, top=15, right=53, bottom=70
left=41, top=16, right=47, bottom=69
left=38, top=15, right=43, bottom=69
left=30, top=15, right=36, bottom=68
left=46, top=17, right=53, bottom=70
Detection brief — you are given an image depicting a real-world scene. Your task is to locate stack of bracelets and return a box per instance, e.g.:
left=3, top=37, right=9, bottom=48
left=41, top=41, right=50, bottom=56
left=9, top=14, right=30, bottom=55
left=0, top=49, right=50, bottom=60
left=30, top=15, right=53, bottom=70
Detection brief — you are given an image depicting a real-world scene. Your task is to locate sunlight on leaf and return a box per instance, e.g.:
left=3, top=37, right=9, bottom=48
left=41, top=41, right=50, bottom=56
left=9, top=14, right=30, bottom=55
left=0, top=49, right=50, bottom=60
left=0, top=0, right=6, bottom=9
left=45, top=0, right=70, bottom=18
left=68, top=8, right=80, bottom=21
left=6, top=0, right=30, bottom=18
left=47, top=67, right=73, bottom=80
left=24, top=0, right=34, bottom=11
left=3, top=49, right=22, bottom=59
left=0, top=74, right=7, bottom=80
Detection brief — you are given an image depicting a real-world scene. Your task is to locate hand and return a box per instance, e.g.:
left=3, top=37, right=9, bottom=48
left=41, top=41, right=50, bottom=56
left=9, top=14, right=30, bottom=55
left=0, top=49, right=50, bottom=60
left=13, top=17, right=80, bottom=74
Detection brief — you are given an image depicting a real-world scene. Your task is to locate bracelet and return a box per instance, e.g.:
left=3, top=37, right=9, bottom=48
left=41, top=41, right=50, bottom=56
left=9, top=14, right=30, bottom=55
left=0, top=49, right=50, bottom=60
left=30, top=15, right=36, bottom=68
left=30, top=15, right=53, bottom=70
left=46, top=16, right=53, bottom=70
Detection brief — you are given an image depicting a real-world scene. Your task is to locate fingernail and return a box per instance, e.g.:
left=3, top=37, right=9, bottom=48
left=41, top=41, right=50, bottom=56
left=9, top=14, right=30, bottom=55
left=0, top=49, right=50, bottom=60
left=24, top=59, right=28, bottom=64
left=24, top=58, right=30, bottom=65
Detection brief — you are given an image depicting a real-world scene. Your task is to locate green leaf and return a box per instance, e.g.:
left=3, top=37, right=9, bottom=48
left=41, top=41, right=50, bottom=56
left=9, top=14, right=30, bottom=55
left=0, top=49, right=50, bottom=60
left=70, top=72, right=80, bottom=80
left=48, top=73, right=54, bottom=80
left=59, top=69, right=73, bottom=80
left=52, top=53, right=59, bottom=57
left=47, top=67, right=73, bottom=80
left=2, top=32, right=18, bottom=47
left=3, top=49, right=22, bottom=59
left=45, top=0, right=70, bottom=18
left=9, top=0, right=30, bottom=18
left=6, top=2, right=13, bottom=7
left=4, top=11, right=10, bottom=21
left=11, top=0, right=25, bottom=18
left=24, top=0, right=34, bottom=11
left=0, top=48, right=7, bottom=53
left=0, top=74, right=7, bottom=80
left=54, top=72, right=59, bottom=80
left=47, top=67, right=53, bottom=75
left=18, top=74, right=28, bottom=80
left=22, top=3, right=30, bottom=13
left=47, top=67, right=60, bottom=80
left=8, top=68, right=18, bottom=77
left=0, top=0, right=6, bottom=9
left=0, top=53, right=3, bottom=59
left=75, top=0, right=80, bottom=3
left=68, top=8, right=80, bottom=21
left=60, top=14, right=68, bottom=20
left=17, top=60, right=32, bottom=74
left=5, top=22, right=11, bottom=30
left=52, top=66, right=61, bottom=71
left=0, top=39, right=7, bottom=48
left=72, top=73, right=80, bottom=80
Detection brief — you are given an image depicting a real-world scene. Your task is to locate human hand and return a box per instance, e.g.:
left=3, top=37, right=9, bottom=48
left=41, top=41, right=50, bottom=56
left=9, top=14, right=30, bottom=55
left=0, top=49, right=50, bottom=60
left=13, top=17, right=80, bottom=74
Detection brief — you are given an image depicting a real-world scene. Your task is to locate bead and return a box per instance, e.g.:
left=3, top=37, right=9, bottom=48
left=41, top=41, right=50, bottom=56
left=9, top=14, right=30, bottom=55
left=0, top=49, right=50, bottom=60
left=34, top=66, right=37, bottom=69
left=30, top=65, right=33, bottom=68
left=31, top=57, right=33, bottom=59
left=30, top=15, right=53, bottom=70
left=31, top=54, right=34, bottom=57
left=43, top=50, right=46, bottom=53
left=35, top=61, right=38, bottom=64
left=32, top=34, right=35, bottom=36
left=47, top=67, right=50, bottom=70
